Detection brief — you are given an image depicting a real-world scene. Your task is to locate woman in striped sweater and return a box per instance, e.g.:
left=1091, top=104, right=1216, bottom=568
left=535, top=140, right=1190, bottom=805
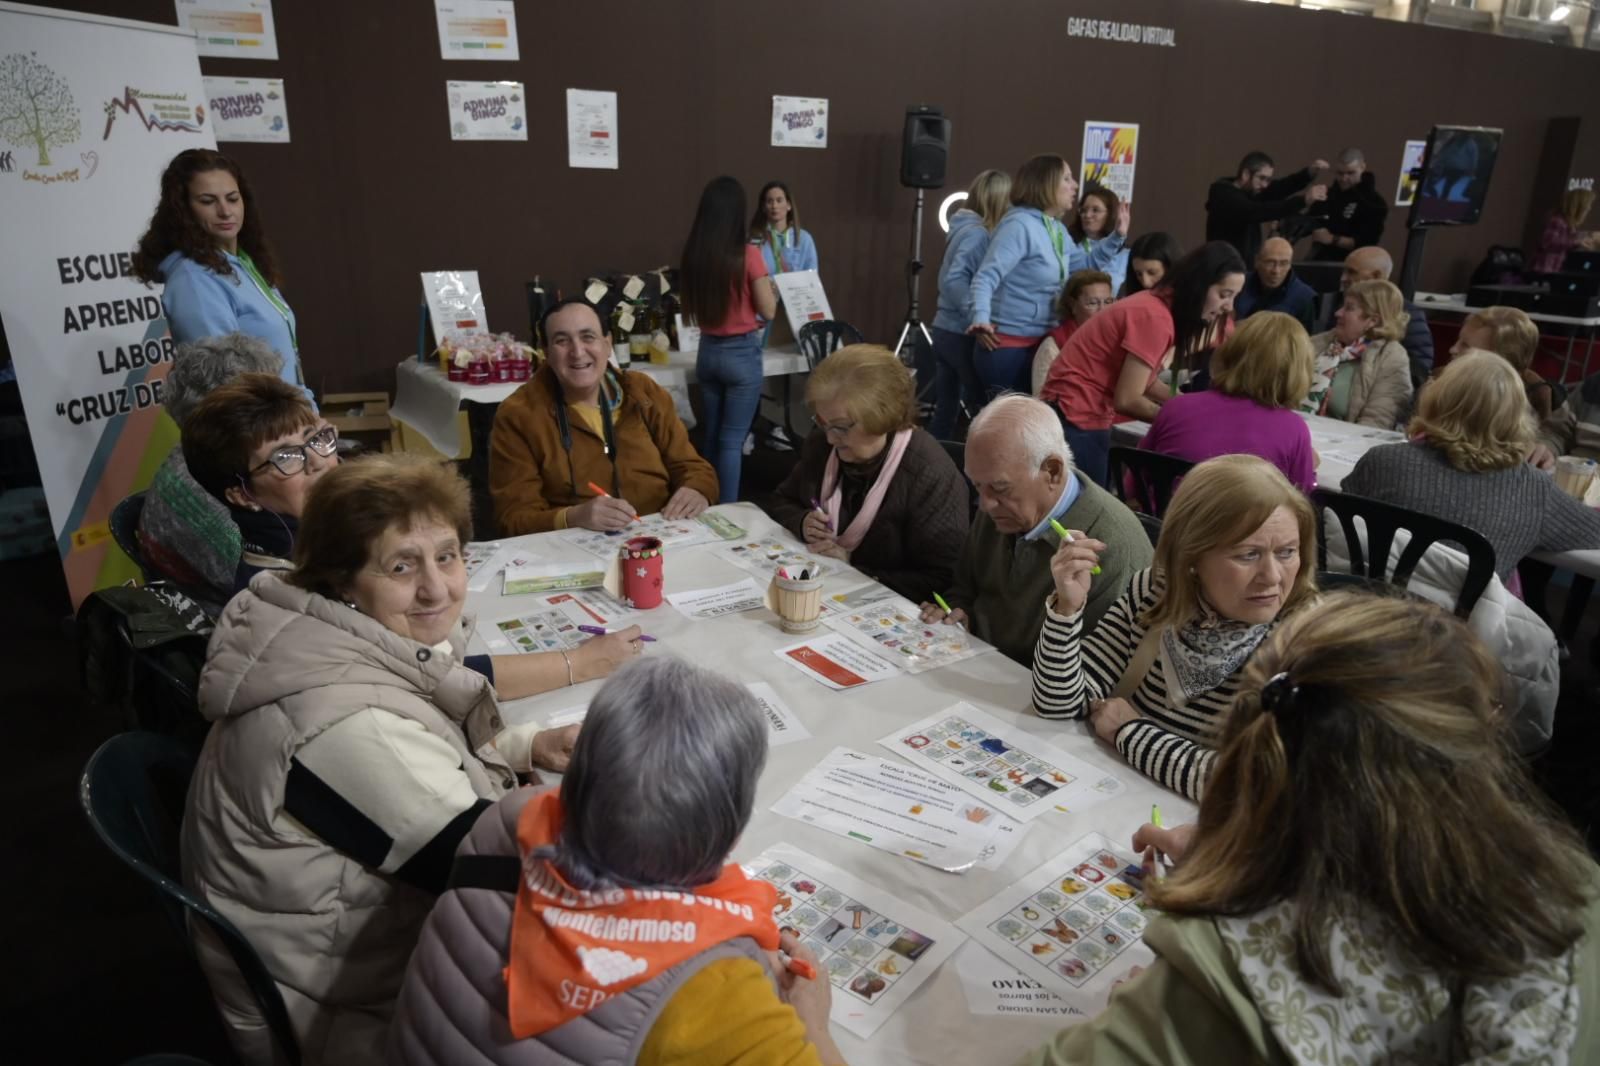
left=1030, top=455, right=1318, bottom=799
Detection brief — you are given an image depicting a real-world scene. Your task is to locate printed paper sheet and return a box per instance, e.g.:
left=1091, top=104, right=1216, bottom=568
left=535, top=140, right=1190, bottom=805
left=560, top=513, right=721, bottom=559
left=742, top=843, right=962, bottom=1038
left=822, top=593, right=985, bottom=674
left=447, top=80, right=526, bottom=141
left=772, top=748, right=1023, bottom=873
left=770, top=95, right=828, bottom=149
left=204, top=76, right=289, bottom=143
left=566, top=88, right=617, bottom=169
left=666, top=578, right=765, bottom=620
left=878, top=704, right=1124, bottom=822
left=175, top=0, right=279, bottom=60
left=747, top=681, right=810, bottom=747
left=957, top=832, right=1154, bottom=1013
left=775, top=631, right=900, bottom=690
left=434, top=0, right=519, bottom=60
left=953, top=940, right=1081, bottom=1018
left=716, top=539, right=828, bottom=583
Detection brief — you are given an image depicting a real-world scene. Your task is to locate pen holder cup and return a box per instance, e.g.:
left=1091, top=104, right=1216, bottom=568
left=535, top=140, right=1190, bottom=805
left=620, top=537, right=664, bottom=609
left=769, top=574, right=825, bottom=633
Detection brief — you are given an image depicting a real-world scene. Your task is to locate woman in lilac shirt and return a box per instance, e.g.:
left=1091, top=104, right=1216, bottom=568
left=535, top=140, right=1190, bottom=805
left=1140, top=312, right=1317, bottom=493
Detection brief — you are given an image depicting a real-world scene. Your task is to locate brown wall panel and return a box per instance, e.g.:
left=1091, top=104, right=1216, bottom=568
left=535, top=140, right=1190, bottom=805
left=21, top=0, right=1600, bottom=396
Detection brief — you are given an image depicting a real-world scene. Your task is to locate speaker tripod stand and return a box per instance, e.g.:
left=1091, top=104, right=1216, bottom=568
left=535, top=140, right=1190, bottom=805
left=892, top=187, right=933, bottom=364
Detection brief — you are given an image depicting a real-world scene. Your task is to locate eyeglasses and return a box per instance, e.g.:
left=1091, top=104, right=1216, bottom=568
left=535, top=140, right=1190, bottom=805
left=248, top=424, right=338, bottom=478
left=813, top=416, right=856, bottom=438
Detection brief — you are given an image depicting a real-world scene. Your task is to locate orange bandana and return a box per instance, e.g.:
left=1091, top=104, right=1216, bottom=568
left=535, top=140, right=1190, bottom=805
left=506, top=790, right=780, bottom=1038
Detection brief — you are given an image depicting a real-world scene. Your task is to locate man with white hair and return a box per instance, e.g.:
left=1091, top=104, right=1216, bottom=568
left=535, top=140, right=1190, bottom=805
left=1320, top=245, right=1434, bottom=386
left=919, top=395, right=1150, bottom=666
left=1308, top=148, right=1389, bottom=261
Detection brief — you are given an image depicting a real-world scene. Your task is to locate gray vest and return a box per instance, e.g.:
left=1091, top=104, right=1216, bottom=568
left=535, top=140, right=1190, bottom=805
left=388, top=788, right=772, bottom=1065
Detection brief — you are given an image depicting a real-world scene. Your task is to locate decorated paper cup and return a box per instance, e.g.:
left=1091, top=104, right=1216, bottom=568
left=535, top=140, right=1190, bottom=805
left=621, top=536, right=664, bottom=609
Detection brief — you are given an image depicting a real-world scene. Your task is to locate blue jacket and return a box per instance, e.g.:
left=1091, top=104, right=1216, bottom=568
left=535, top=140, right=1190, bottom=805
left=753, top=227, right=818, bottom=276
left=1235, top=270, right=1318, bottom=329
left=159, top=249, right=310, bottom=402
left=933, top=209, right=990, bottom=333
left=1078, top=236, right=1129, bottom=295
left=970, top=206, right=1125, bottom=336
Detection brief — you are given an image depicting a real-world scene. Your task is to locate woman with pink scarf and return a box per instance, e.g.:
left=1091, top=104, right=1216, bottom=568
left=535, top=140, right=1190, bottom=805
left=765, top=345, right=969, bottom=603
left=1302, top=279, right=1413, bottom=430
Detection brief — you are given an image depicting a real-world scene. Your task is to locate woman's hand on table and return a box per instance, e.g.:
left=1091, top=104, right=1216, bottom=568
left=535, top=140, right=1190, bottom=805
left=1088, top=696, right=1139, bottom=744
left=1049, top=534, right=1105, bottom=616
left=568, top=494, right=638, bottom=531
left=571, top=625, right=643, bottom=682
left=918, top=602, right=969, bottom=628
left=529, top=723, right=581, bottom=772
left=1133, top=822, right=1196, bottom=873
left=810, top=539, right=849, bottom=563
left=661, top=486, right=709, bottom=519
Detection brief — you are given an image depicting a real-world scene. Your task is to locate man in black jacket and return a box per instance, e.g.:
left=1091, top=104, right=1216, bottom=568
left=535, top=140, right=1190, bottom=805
left=1204, top=151, right=1329, bottom=263
left=1308, top=148, right=1389, bottom=261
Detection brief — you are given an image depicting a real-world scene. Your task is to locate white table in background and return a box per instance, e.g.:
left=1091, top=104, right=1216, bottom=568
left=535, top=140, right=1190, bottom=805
left=1413, top=290, right=1600, bottom=383
left=1112, top=411, right=1600, bottom=581
left=391, top=348, right=810, bottom=457
left=467, top=502, right=1195, bottom=1066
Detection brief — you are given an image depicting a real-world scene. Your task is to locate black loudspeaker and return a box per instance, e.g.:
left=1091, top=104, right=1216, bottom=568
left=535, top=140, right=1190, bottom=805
left=900, top=106, right=950, bottom=189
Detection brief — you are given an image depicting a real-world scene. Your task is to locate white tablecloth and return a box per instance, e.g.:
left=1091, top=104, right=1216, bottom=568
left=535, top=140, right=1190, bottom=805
left=467, top=502, right=1195, bottom=1066
left=1113, top=411, right=1600, bottom=581
left=393, top=348, right=811, bottom=456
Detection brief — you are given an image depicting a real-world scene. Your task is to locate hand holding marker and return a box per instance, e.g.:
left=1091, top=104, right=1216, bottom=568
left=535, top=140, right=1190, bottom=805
left=1051, top=518, right=1101, bottom=575
left=808, top=497, right=834, bottom=533
left=576, top=624, right=655, bottom=642
left=586, top=481, right=643, bottom=523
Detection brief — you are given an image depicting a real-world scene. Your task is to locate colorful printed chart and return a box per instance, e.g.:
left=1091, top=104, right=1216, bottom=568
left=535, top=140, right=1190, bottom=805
left=743, top=843, right=962, bottom=1039
left=482, top=609, right=585, bottom=654
left=822, top=594, right=985, bottom=674
left=716, top=539, right=827, bottom=582
left=957, top=832, right=1155, bottom=1012
left=879, top=704, right=1124, bottom=823
left=560, top=513, right=730, bottom=559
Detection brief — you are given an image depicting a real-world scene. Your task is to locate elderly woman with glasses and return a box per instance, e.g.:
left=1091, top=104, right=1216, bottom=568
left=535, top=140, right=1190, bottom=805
left=184, top=454, right=639, bottom=1066
left=389, top=655, right=848, bottom=1066
left=766, top=344, right=969, bottom=603
left=180, top=372, right=338, bottom=595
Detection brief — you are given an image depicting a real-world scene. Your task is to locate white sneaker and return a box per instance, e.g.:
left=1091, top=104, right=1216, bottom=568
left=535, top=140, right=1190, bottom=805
left=742, top=432, right=755, bottom=456
left=766, top=426, right=794, bottom=451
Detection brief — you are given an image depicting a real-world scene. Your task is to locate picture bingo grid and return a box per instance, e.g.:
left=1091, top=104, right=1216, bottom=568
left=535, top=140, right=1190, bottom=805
left=483, top=609, right=585, bottom=654
left=820, top=582, right=899, bottom=614
left=823, top=594, right=984, bottom=674
left=957, top=832, right=1155, bottom=1012
left=743, top=843, right=961, bottom=1039
left=559, top=514, right=718, bottom=559
left=879, top=704, right=1125, bottom=822
left=462, top=541, right=505, bottom=591
left=716, top=539, right=828, bottom=582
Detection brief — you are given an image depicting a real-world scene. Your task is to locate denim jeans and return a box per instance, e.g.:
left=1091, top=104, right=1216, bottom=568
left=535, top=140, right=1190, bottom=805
left=929, top=326, right=983, bottom=441
left=696, top=330, right=764, bottom=503
left=973, top=340, right=1038, bottom=402
left=1062, top=418, right=1113, bottom=489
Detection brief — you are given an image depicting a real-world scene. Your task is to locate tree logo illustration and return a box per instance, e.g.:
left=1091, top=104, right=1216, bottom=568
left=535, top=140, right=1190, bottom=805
left=0, top=52, right=81, bottom=168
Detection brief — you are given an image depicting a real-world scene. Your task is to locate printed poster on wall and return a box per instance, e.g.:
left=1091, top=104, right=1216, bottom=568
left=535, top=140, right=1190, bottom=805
left=1080, top=121, right=1139, bottom=203
left=433, top=0, right=520, bottom=61
left=446, top=81, right=526, bottom=141
left=566, top=88, right=617, bottom=169
left=771, top=95, right=828, bottom=149
left=0, top=5, right=217, bottom=605
left=203, top=77, right=288, bottom=143
left=1395, top=139, right=1427, bottom=207
left=173, top=0, right=279, bottom=60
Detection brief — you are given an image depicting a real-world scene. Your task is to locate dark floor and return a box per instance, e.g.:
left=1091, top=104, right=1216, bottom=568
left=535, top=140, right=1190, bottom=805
left=3, top=436, right=1598, bottom=1064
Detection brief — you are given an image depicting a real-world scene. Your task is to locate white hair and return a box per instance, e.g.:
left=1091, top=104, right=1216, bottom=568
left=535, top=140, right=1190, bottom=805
left=968, top=393, right=1073, bottom=472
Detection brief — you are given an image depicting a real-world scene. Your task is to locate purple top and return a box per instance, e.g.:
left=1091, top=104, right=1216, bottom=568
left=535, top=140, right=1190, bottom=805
left=1141, top=390, right=1317, bottom=493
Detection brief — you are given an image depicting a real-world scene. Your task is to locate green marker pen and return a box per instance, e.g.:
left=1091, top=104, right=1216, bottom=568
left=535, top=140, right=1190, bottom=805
left=1049, top=518, right=1102, bottom=575
left=933, top=591, right=952, bottom=614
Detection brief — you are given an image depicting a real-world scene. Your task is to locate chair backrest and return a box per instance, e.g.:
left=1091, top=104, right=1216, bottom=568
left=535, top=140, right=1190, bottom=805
left=80, top=733, right=302, bottom=1066
left=1136, top=512, right=1163, bottom=548
left=937, top=439, right=977, bottom=517
left=1311, top=488, right=1496, bottom=617
left=797, top=320, right=865, bottom=371
left=1107, top=446, right=1196, bottom=519
left=110, top=492, right=152, bottom=580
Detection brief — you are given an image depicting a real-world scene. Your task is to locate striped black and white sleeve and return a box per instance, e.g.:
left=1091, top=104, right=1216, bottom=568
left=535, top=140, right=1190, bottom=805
left=1031, top=574, right=1152, bottom=720
left=1115, top=720, right=1215, bottom=802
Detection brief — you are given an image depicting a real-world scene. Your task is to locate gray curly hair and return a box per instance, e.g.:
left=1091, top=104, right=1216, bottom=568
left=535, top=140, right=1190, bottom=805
left=165, top=332, right=283, bottom=425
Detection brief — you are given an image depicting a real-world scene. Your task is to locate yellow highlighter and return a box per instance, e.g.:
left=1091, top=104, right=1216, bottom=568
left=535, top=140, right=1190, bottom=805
left=1049, top=518, right=1102, bottom=575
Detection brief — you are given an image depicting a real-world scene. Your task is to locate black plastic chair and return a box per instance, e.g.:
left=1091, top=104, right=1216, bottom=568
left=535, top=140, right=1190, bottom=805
left=1136, top=513, right=1163, bottom=548
left=1107, top=446, right=1196, bottom=520
left=797, top=320, right=865, bottom=371
left=81, top=733, right=303, bottom=1066
left=1311, top=488, right=1496, bottom=618
left=937, top=439, right=977, bottom=518
left=110, top=492, right=153, bottom=581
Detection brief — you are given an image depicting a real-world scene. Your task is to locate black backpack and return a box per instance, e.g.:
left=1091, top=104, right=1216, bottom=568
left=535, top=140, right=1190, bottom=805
left=1469, top=245, right=1527, bottom=287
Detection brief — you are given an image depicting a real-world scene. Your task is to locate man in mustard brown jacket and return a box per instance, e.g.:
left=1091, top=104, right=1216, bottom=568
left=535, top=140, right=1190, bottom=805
left=490, top=300, right=719, bottom=534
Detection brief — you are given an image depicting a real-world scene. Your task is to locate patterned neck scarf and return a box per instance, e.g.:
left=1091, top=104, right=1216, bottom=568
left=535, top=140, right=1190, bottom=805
left=1158, top=596, right=1275, bottom=709
left=1303, top=336, right=1369, bottom=416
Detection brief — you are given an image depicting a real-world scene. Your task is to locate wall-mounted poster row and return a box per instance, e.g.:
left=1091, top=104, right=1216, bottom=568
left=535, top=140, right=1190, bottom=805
left=174, top=0, right=278, bottom=60
left=204, top=77, right=288, bottom=143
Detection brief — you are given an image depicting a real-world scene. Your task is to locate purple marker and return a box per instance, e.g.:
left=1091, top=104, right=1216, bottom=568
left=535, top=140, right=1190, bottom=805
left=809, top=497, right=834, bottom=533
left=577, top=624, right=656, bottom=642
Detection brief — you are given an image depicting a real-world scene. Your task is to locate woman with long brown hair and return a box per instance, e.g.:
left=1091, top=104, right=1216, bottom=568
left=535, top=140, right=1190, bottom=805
left=680, top=176, right=778, bottom=502
left=132, top=148, right=308, bottom=400
left=1021, top=592, right=1600, bottom=1064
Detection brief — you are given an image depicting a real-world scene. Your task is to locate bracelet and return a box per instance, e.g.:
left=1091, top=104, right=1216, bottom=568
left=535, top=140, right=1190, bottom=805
left=560, top=649, right=575, bottom=687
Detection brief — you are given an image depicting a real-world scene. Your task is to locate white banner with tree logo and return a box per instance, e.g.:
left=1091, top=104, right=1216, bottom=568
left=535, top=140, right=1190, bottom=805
left=0, top=2, right=215, bottom=605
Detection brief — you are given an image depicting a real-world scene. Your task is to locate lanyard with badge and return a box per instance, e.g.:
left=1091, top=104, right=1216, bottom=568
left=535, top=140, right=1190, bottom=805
left=766, top=227, right=791, bottom=275
left=1039, top=213, right=1066, bottom=282
left=236, top=249, right=301, bottom=362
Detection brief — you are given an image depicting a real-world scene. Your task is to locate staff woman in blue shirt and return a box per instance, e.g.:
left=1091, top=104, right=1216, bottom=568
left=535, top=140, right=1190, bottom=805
left=968, top=154, right=1128, bottom=400
left=929, top=168, right=1011, bottom=440
left=750, top=180, right=818, bottom=346
left=1068, top=183, right=1131, bottom=295
left=133, top=148, right=310, bottom=404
